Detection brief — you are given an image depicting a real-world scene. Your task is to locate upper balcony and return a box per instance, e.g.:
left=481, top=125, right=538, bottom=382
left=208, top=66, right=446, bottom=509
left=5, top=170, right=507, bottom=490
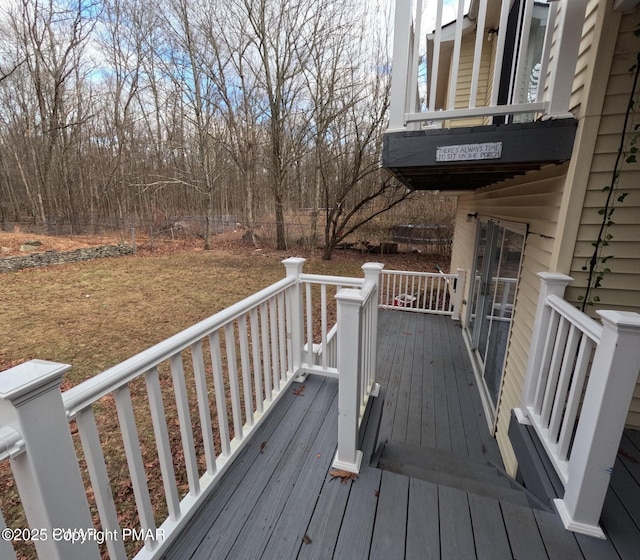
left=384, top=0, right=585, bottom=191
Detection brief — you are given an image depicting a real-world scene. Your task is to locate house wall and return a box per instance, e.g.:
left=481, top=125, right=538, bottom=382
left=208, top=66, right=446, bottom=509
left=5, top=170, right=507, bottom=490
left=445, top=32, right=494, bottom=128
left=566, top=4, right=640, bottom=426
left=450, top=0, right=640, bottom=474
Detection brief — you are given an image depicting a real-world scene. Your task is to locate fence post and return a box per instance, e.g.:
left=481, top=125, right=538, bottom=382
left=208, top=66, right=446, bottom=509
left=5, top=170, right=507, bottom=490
left=332, top=288, right=364, bottom=473
left=282, top=257, right=306, bottom=381
left=0, top=360, right=101, bottom=560
left=554, top=310, right=640, bottom=538
left=452, top=268, right=466, bottom=322
left=515, top=272, right=573, bottom=424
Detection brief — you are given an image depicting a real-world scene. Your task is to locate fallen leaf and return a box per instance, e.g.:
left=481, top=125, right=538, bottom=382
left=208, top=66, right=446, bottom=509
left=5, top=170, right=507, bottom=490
left=302, top=534, right=312, bottom=545
left=329, top=469, right=358, bottom=483
left=293, top=384, right=305, bottom=396
left=260, top=441, right=267, bottom=454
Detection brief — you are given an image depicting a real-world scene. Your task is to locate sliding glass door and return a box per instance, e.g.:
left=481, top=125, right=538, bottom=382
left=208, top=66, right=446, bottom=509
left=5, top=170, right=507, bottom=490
left=467, top=220, right=525, bottom=417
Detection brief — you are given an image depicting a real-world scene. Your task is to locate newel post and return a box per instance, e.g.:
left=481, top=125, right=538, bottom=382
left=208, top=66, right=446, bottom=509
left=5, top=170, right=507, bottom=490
left=361, top=263, right=384, bottom=394
left=554, top=311, right=640, bottom=538
left=332, top=287, right=364, bottom=474
left=0, top=360, right=101, bottom=560
left=452, top=268, right=466, bottom=322
left=516, top=272, right=573, bottom=424
left=283, top=257, right=306, bottom=380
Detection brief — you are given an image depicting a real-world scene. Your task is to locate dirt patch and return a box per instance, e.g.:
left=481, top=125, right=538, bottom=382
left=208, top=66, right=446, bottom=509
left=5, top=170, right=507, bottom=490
left=0, top=229, right=449, bottom=271
left=0, top=231, right=123, bottom=257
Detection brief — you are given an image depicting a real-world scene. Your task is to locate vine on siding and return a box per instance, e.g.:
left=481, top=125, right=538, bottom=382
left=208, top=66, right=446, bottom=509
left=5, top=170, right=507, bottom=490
left=578, top=47, right=640, bottom=311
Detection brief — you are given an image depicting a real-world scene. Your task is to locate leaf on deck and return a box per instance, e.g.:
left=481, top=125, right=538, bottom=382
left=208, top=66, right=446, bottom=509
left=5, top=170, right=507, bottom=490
left=329, top=469, right=358, bottom=483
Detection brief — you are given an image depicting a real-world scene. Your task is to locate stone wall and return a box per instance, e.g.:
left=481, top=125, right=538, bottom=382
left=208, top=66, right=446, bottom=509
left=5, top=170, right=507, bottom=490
left=0, top=244, right=135, bottom=272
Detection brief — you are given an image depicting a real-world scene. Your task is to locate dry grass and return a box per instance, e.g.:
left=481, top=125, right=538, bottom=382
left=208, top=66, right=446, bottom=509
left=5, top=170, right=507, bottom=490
left=0, top=231, right=448, bottom=381
left=0, top=231, right=448, bottom=559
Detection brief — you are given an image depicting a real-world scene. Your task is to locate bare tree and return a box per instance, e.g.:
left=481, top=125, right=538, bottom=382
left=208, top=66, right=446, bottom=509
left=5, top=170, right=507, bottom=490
left=312, top=1, right=413, bottom=259
left=239, top=0, right=325, bottom=249
left=5, top=0, right=96, bottom=229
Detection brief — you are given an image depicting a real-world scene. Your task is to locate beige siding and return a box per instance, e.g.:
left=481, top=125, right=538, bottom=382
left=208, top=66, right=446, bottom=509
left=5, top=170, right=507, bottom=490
left=570, top=0, right=600, bottom=115
left=448, top=33, right=494, bottom=128
left=566, top=7, right=640, bottom=426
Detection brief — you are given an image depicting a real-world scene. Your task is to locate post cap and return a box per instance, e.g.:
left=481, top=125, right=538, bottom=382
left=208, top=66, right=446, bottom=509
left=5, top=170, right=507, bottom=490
left=0, top=360, right=71, bottom=405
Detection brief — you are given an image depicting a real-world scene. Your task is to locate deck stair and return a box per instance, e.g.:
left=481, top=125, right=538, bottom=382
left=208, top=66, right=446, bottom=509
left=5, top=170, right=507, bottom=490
left=374, top=440, right=550, bottom=511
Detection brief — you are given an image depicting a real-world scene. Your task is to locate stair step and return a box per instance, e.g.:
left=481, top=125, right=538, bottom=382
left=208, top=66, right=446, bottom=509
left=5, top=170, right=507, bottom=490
left=379, top=440, right=503, bottom=482
left=376, top=440, right=550, bottom=510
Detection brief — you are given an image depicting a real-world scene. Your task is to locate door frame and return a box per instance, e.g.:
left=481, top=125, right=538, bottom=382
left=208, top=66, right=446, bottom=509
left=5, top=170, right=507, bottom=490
left=464, top=217, right=526, bottom=430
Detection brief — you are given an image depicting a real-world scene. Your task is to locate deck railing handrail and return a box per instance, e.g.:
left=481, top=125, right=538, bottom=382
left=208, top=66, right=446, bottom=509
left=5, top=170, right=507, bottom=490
left=516, top=272, right=640, bottom=539
left=298, top=273, right=364, bottom=377
left=388, top=0, right=588, bottom=131
left=62, top=275, right=297, bottom=418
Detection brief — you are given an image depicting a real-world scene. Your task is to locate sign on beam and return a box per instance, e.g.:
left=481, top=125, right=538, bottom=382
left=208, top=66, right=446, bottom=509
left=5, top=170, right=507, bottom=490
left=436, top=142, right=502, bottom=162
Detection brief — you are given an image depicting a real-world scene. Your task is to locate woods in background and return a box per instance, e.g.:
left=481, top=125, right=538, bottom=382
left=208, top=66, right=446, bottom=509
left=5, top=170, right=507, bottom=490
left=0, top=0, right=421, bottom=256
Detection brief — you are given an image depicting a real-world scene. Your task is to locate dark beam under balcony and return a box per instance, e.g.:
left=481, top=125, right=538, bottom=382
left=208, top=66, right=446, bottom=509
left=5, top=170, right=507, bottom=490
left=383, top=118, right=578, bottom=191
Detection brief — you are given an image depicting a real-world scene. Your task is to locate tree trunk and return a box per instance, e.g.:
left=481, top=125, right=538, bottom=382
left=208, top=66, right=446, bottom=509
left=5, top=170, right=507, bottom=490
left=274, top=194, right=286, bottom=250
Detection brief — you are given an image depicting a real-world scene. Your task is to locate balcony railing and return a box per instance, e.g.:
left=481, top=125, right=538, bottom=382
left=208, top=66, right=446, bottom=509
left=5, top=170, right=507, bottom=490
left=388, top=0, right=588, bottom=131
left=516, top=273, right=640, bottom=538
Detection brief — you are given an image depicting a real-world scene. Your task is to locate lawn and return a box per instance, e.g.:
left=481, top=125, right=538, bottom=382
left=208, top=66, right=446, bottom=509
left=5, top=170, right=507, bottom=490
left=1, top=235, right=442, bottom=385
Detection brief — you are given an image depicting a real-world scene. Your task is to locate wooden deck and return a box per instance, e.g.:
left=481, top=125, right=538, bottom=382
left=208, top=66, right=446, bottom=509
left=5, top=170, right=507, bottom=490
left=161, top=310, right=640, bottom=560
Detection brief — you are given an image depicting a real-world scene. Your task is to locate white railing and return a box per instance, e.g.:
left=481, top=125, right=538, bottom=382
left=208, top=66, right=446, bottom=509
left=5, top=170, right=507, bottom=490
left=516, top=272, right=640, bottom=538
left=0, top=258, right=385, bottom=560
left=332, top=264, right=384, bottom=474
left=299, top=273, right=364, bottom=377
left=388, top=0, right=588, bottom=131
left=379, top=268, right=465, bottom=320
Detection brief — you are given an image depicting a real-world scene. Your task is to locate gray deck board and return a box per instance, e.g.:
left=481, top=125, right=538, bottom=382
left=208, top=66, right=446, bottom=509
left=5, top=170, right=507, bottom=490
left=438, top=485, right=475, bottom=560
left=211, top=381, right=337, bottom=559
left=405, top=477, right=440, bottom=560
left=330, top=385, right=386, bottom=560
left=298, top=471, right=349, bottom=560
left=432, top=314, right=454, bottom=453
left=254, top=392, right=339, bottom=560
left=161, top=310, right=640, bottom=560
left=501, top=501, right=550, bottom=560
left=534, top=509, right=589, bottom=560
left=420, top=313, right=437, bottom=448
left=369, top=470, right=409, bottom=560
left=468, top=494, right=512, bottom=560
left=438, top=318, right=469, bottom=457
left=160, top=377, right=319, bottom=559
left=406, top=316, right=425, bottom=445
